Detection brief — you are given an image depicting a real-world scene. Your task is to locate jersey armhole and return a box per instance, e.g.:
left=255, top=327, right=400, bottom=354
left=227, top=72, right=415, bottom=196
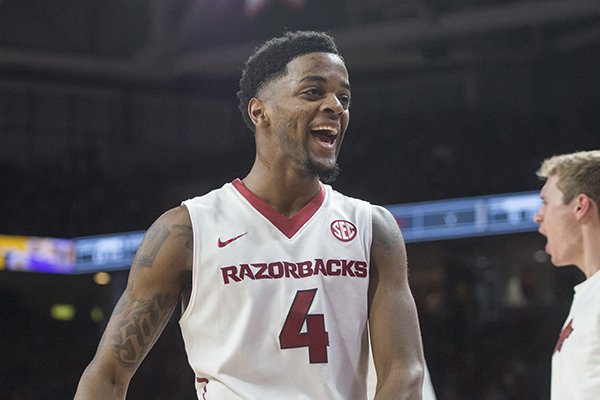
left=179, top=202, right=198, bottom=325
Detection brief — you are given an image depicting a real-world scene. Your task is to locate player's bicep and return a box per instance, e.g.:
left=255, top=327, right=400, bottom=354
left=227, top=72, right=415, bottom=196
left=368, top=205, right=409, bottom=312
left=92, top=207, right=192, bottom=374
left=127, top=207, right=192, bottom=297
left=368, top=205, right=424, bottom=396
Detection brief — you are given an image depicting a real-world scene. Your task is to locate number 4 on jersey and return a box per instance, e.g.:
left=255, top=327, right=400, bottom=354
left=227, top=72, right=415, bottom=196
left=279, top=288, right=329, bottom=363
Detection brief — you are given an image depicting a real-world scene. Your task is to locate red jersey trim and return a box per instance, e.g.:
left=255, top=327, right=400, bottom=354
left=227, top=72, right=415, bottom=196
left=196, top=377, right=209, bottom=400
left=232, top=178, right=325, bottom=239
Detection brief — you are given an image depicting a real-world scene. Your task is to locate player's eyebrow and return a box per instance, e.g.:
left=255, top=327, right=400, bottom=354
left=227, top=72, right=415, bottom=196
left=300, top=75, right=351, bottom=91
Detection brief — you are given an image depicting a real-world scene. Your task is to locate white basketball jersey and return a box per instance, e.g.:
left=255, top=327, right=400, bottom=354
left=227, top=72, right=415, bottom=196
left=180, top=179, right=372, bottom=400
left=551, top=270, right=600, bottom=400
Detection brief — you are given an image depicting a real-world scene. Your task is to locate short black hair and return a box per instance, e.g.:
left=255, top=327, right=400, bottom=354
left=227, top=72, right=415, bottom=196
left=236, top=31, right=341, bottom=132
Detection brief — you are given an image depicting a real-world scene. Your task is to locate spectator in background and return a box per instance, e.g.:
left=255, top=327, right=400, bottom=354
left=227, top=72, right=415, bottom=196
left=533, top=150, right=600, bottom=400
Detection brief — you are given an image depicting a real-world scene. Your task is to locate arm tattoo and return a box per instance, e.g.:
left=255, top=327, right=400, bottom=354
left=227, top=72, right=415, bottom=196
left=173, top=224, right=193, bottom=251
left=134, top=224, right=169, bottom=268
left=111, top=293, right=173, bottom=368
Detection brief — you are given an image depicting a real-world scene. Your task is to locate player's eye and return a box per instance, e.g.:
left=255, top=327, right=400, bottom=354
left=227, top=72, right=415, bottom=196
left=338, top=94, right=351, bottom=110
left=303, top=88, right=323, bottom=97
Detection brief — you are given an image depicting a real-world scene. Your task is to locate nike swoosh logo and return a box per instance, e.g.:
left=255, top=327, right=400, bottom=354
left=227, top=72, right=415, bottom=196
left=217, top=232, right=247, bottom=248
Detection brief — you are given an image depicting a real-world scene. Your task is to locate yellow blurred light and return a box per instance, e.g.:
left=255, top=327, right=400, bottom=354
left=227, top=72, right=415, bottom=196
left=93, top=272, right=111, bottom=285
left=90, top=306, right=104, bottom=323
left=50, top=304, right=76, bottom=321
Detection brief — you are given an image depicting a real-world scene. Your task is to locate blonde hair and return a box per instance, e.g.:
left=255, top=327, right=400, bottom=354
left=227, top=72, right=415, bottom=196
left=537, top=150, right=600, bottom=205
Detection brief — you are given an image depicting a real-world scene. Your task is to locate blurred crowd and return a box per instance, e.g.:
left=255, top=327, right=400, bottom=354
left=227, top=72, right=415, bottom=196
left=0, top=249, right=585, bottom=400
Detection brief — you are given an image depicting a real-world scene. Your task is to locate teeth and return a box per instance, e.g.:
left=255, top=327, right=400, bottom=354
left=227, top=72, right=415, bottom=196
left=312, top=126, right=338, bottom=135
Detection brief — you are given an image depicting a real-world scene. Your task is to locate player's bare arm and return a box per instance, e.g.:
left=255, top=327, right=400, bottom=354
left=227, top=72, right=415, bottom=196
left=74, top=206, right=193, bottom=400
left=368, top=205, right=424, bottom=400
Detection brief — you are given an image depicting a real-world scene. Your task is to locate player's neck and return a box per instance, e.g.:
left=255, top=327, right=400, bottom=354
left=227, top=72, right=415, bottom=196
left=580, top=225, right=600, bottom=279
left=241, top=167, right=321, bottom=217
left=580, top=250, right=600, bottom=280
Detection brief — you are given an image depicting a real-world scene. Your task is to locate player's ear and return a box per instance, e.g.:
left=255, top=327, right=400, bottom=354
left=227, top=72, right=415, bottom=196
left=573, top=193, right=592, bottom=221
left=248, top=98, right=269, bottom=128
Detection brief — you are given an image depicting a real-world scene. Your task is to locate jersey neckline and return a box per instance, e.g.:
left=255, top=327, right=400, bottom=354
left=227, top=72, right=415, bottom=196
left=232, top=178, right=325, bottom=239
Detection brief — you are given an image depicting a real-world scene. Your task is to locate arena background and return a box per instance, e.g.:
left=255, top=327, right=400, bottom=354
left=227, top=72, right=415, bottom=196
left=1, top=1, right=599, bottom=399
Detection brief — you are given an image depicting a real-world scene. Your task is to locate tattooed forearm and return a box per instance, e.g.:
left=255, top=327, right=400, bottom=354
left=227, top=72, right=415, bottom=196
left=111, top=293, right=174, bottom=368
left=134, top=224, right=169, bottom=268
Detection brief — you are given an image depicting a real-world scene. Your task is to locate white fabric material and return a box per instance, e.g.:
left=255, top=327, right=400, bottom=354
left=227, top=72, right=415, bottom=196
left=180, top=181, right=373, bottom=399
left=551, top=270, right=600, bottom=400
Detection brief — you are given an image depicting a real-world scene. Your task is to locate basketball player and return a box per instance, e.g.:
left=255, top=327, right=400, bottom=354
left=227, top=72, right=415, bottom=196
left=533, top=150, right=600, bottom=400
left=75, top=31, right=425, bottom=399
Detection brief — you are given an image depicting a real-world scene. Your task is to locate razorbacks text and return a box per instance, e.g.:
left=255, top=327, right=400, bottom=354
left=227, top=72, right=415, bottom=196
left=221, top=258, right=368, bottom=284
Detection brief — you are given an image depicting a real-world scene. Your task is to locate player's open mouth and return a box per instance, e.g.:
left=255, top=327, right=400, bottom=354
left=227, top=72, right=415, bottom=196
left=311, top=126, right=338, bottom=145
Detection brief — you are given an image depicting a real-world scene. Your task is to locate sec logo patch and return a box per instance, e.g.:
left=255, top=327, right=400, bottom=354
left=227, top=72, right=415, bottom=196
left=330, top=220, right=357, bottom=242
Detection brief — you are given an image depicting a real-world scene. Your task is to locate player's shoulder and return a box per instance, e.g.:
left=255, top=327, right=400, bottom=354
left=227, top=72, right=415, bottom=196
left=327, top=184, right=372, bottom=208
left=182, top=181, right=234, bottom=208
left=325, top=186, right=397, bottom=233
left=370, top=204, right=396, bottom=224
left=155, top=204, right=192, bottom=229
left=370, top=204, right=405, bottom=251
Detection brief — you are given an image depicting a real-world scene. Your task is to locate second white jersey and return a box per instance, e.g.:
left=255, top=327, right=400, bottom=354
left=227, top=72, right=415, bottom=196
left=551, top=270, right=600, bottom=400
left=180, top=179, right=373, bottom=400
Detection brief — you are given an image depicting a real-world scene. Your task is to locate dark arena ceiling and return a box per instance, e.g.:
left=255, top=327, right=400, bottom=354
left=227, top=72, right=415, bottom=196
left=1, top=0, right=600, bottom=237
